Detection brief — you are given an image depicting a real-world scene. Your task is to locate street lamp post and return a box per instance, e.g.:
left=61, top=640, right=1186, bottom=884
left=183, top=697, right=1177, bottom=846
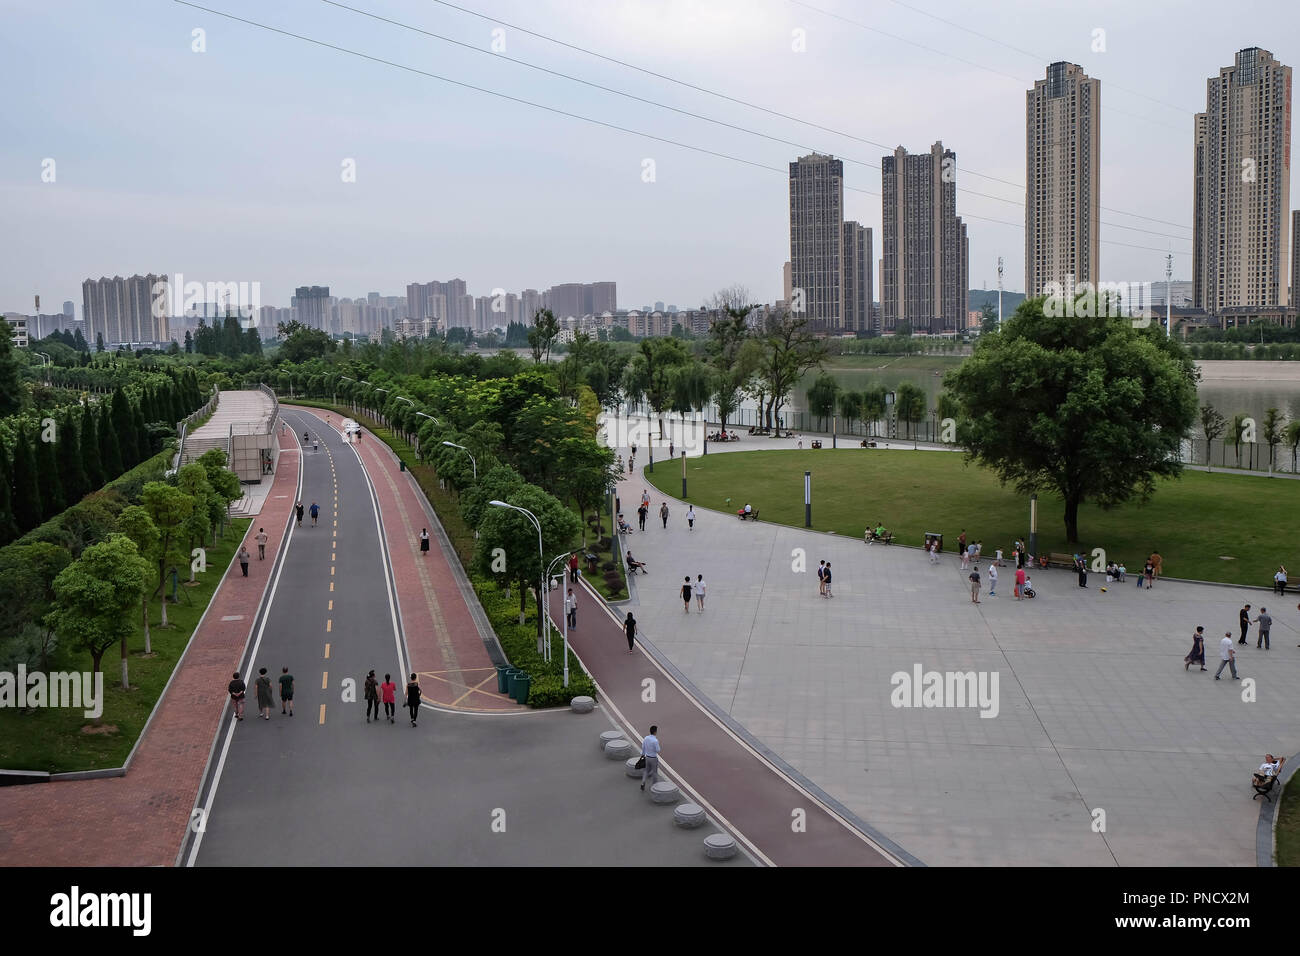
left=339, top=375, right=356, bottom=412
left=442, top=441, right=478, bottom=480
left=545, top=551, right=572, bottom=685
left=680, top=450, right=687, bottom=498
left=489, top=500, right=547, bottom=657
left=885, top=390, right=896, bottom=443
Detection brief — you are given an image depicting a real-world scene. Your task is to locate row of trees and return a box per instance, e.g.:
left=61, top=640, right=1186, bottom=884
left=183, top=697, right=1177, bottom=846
left=1197, top=404, right=1300, bottom=471
left=191, top=315, right=263, bottom=358
left=0, top=449, right=241, bottom=691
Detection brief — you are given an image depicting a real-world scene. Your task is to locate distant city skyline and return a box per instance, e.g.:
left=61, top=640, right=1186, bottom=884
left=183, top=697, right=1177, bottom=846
left=4, top=1, right=1298, bottom=317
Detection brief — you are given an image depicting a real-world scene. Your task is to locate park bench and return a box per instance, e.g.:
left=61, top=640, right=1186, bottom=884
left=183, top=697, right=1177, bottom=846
left=1253, top=757, right=1286, bottom=802
left=737, top=509, right=760, bottom=522
left=1043, top=552, right=1076, bottom=570
left=810, top=440, right=823, bottom=449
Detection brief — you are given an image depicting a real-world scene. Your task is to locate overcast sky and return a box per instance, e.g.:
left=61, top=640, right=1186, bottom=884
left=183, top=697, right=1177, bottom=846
left=2, top=0, right=1297, bottom=314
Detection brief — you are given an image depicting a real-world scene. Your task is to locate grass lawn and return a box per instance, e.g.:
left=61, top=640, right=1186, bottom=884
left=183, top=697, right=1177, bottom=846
left=0, top=517, right=252, bottom=773
left=646, top=448, right=1297, bottom=587
left=1278, top=772, right=1300, bottom=866
left=823, top=354, right=965, bottom=373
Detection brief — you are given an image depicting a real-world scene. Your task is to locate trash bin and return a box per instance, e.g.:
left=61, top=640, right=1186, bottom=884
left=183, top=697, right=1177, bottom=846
left=510, top=671, right=531, bottom=703
left=502, top=668, right=520, bottom=695
left=399, top=460, right=407, bottom=472
left=924, top=532, right=943, bottom=552
left=495, top=664, right=511, bottom=693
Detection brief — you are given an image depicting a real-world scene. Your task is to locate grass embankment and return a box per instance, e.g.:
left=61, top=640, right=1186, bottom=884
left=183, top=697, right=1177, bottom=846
left=286, top=402, right=599, bottom=706
left=822, top=354, right=965, bottom=373
left=0, top=517, right=251, bottom=773
left=1278, top=773, right=1300, bottom=866
left=646, top=448, right=1300, bottom=587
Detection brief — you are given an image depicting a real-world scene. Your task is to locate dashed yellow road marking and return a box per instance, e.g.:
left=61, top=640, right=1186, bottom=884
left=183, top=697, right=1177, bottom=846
left=331, top=566, right=335, bottom=576
left=328, top=599, right=333, bottom=611
left=324, top=643, right=331, bottom=658
left=326, top=619, right=332, bottom=633
left=332, top=552, right=336, bottom=561
left=330, top=581, right=334, bottom=592
left=321, top=671, right=328, bottom=689
left=318, top=704, right=326, bottom=724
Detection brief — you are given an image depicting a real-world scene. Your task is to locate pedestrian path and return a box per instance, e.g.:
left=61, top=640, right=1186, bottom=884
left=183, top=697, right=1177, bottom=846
left=604, top=433, right=1300, bottom=866
left=0, top=434, right=300, bottom=866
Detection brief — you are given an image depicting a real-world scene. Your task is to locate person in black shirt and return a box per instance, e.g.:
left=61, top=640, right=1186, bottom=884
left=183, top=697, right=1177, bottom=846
left=624, top=612, right=637, bottom=654
left=227, top=672, right=246, bottom=721
left=1239, top=604, right=1251, bottom=645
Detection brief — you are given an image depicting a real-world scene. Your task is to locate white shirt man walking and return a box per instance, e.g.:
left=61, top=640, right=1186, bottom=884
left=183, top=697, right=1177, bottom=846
left=1215, top=633, right=1239, bottom=680
left=987, top=563, right=998, bottom=597
left=640, top=725, right=661, bottom=791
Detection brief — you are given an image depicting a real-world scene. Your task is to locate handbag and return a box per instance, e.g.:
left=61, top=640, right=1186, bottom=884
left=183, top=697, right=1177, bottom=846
left=634, top=755, right=646, bottom=770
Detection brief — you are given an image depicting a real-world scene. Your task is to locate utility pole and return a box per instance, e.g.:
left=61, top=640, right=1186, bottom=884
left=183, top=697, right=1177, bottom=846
left=1165, top=252, right=1173, bottom=339
left=997, top=257, right=1004, bottom=330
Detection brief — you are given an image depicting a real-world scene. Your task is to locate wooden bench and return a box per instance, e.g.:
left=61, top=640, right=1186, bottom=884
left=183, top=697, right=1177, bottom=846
left=1042, top=552, right=1076, bottom=570
left=864, top=530, right=894, bottom=545
left=1253, top=757, right=1286, bottom=802
left=738, top=509, right=760, bottom=522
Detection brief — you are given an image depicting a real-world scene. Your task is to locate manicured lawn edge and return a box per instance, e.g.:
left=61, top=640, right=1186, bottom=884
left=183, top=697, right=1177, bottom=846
left=1278, top=771, right=1300, bottom=867
left=284, top=400, right=597, bottom=707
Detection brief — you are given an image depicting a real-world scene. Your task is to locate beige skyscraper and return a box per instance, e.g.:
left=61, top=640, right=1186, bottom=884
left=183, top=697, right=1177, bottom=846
left=789, top=153, right=844, bottom=331
left=1293, top=210, right=1300, bottom=306
left=1025, top=62, right=1100, bottom=298
left=881, top=143, right=967, bottom=334
left=842, top=222, right=873, bottom=333
left=1194, top=48, right=1292, bottom=311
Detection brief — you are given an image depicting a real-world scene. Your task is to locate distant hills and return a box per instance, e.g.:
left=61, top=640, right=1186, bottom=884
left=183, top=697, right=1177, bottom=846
left=967, top=289, right=1026, bottom=314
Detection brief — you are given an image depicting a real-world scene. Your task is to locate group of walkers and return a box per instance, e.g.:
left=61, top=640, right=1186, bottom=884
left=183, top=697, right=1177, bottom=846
left=293, top=501, right=320, bottom=528
left=817, top=560, right=834, bottom=598
left=678, top=574, right=707, bottom=612
left=228, top=669, right=425, bottom=726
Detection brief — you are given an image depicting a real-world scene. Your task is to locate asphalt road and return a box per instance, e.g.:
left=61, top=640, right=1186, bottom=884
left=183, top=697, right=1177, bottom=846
left=186, top=412, right=746, bottom=866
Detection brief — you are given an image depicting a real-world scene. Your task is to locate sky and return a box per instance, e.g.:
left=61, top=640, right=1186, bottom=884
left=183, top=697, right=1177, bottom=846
left=2, top=0, right=1298, bottom=315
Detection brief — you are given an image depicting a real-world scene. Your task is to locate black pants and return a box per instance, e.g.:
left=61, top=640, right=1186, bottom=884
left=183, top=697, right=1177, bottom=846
left=1240, top=622, right=1249, bottom=643
left=240, top=561, right=249, bottom=577
left=626, top=631, right=635, bottom=651
left=570, top=568, right=578, bottom=583
left=567, top=608, right=576, bottom=628
left=408, top=701, right=419, bottom=722
left=383, top=701, right=395, bottom=719
left=1077, top=569, right=1087, bottom=587
left=366, top=697, right=380, bottom=720
left=258, top=544, right=265, bottom=559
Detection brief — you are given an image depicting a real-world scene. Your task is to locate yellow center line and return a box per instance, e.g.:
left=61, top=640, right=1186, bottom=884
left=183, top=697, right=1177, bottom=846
left=321, top=671, right=328, bottom=689
left=328, top=599, right=333, bottom=611
left=324, top=643, right=331, bottom=658
left=330, top=581, right=334, bottom=592
left=326, top=619, right=332, bottom=632
left=318, top=704, right=326, bottom=724
left=332, top=552, right=336, bottom=561
left=331, top=566, right=335, bottom=576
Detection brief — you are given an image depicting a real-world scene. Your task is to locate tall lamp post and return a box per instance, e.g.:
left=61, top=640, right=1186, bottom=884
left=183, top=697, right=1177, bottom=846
left=339, top=375, right=356, bottom=411
left=442, top=441, right=478, bottom=480
left=545, top=552, right=572, bottom=686
left=489, top=500, right=547, bottom=657
left=885, top=390, right=896, bottom=443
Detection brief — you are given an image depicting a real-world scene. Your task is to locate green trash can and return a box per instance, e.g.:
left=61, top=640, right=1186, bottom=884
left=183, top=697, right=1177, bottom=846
left=507, top=670, right=524, bottom=699
left=495, top=665, right=511, bottom=694
left=399, top=460, right=407, bottom=472
left=512, top=672, right=532, bottom=704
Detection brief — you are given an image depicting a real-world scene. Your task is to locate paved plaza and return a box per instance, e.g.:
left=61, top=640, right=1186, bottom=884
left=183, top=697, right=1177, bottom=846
left=608, top=415, right=1300, bottom=866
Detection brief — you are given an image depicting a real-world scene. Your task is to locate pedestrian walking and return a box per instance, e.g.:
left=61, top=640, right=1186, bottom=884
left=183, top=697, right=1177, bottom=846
left=1214, top=633, right=1239, bottom=680
left=695, top=574, right=706, bottom=611
left=1143, top=560, right=1154, bottom=589
left=310, top=501, right=319, bottom=526
left=928, top=541, right=939, bottom=565
left=818, top=560, right=826, bottom=596
left=823, top=562, right=833, bottom=597
left=686, top=505, right=695, bottom=531
left=637, top=504, right=648, bottom=532
left=958, top=530, right=967, bottom=556
left=1239, top=604, right=1252, bottom=645
left=1274, top=566, right=1288, bottom=595
left=238, top=547, right=250, bottom=577
left=987, top=563, right=998, bottom=596
left=405, top=673, right=422, bottom=726
left=969, top=568, right=981, bottom=604
left=627, top=455, right=634, bottom=474
left=617, top=454, right=624, bottom=473
left=256, top=527, right=268, bottom=560
left=1184, top=627, right=1207, bottom=671
left=313, top=439, right=318, bottom=453
left=228, top=671, right=246, bottom=721
left=660, top=502, right=669, bottom=529
left=381, top=673, right=397, bottom=723
left=418, top=528, right=430, bottom=555
left=255, top=667, right=274, bottom=719
left=961, top=545, right=970, bottom=571
left=364, top=670, right=379, bottom=723
left=1014, top=565, right=1026, bottom=600
left=295, top=502, right=304, bottom=527
left=681, top=576, right=693, bottom=612
left=1074, top=554, right=1088, bottom=588
left=1149, top=551, right=1162, bottom=583
left=669, top=441, right=674, bottom=459
left=565, top=587, right=577, bottom=630
left=1254, top=607, right=1273, bottom=650
left=278, top=666, right=294, bottom=716
left=568, top=552, right=580, bottom=583
left=624, top=612, right=637, bottom=654
left=641, top=489, right=651, bottom=510
left=640, top=724, right=661, bottom=791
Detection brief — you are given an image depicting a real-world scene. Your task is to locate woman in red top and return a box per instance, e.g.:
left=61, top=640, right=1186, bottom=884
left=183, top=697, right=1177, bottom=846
left=380, top=673, right=397, bottom=724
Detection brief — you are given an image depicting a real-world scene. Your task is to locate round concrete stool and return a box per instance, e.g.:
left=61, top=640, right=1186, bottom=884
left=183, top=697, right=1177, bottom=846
left=599, top=730, right=624, bottom=751
left=649, top=781, right=679, bottom=804
left=674, top=803, right=706, bottom=828
left=703, top=833, right=737, bottom=860
left=604, top=737, right=634, bottom=759
left=625, top=757, right=644, bottom=778
left=570, top=696, right=595, bottom=714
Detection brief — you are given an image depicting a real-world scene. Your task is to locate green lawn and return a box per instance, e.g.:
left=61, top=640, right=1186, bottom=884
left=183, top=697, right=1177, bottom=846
left=0, top=518, right=252, bottom=773
left=1278, top=772, right=1300, bottom=866
left=823, top=354, right=965, bottom=373
left=646, top=448, right=1296, bottom=587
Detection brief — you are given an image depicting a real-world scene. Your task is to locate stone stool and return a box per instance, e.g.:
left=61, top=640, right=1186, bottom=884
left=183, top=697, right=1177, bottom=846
left=604, top=737, right=634, bottom=759
left=704, top=833, right=737, bottom=860
left=599, top=730, right=624, bottom=751
left=625, top=757, right=644, bottom=778
left=674, top=803, right=706, bottom=828
left=571, top=696, right=595, bottom=713
left=649, top=781, right=679, bottom=804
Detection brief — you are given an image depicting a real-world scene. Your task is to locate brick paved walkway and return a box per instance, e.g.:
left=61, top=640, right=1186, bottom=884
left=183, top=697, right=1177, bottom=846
left=0, top=434, right=299, bottom=867
left=299, top=410, right=518, bottom=713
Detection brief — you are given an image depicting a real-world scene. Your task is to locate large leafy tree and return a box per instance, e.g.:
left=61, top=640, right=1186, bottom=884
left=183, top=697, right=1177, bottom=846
left=704, top=306, right=761, bottom=434
left=276, top=320, right=336, bottom=363
left=805, top=373, right=841, bottom=432
left=140, top=482, right=194, bottom=626
left=945, top=299, right=1198, bottom=543
left=527, top=308, right=560, bottom=364
left=11, top=425, right=43, bottom=533
left=116, top=506, right=160, bottom=654
left=0, top=320, right=25, bottom=417
left=622, top=337, right=690, bottom=447
left=0, top=541, right=71, bottom=670
left=49, top=534, right=151, bottom=691
left=755, top=311, right=826, bottom=431
left=895, top=382, right=927, bottom=440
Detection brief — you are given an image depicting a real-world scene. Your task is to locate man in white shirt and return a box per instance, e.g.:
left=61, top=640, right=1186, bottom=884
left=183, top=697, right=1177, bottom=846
left=686, top=505, right=696, bottom=531
left=987, top=563, right=998, bottom=597
left=564, top=588, right=577, bottom=630
left=1215, top=633, right=1239, bottom=680
left=641, top=725, right=661, bottom=791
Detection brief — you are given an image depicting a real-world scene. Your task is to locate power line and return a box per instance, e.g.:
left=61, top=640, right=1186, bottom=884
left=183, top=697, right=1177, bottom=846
left=170, top=1, right=1190, bottom=257
left=428, top=0, right=1191, bottom=233
left=322, top=0, right=1187, bottom=243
